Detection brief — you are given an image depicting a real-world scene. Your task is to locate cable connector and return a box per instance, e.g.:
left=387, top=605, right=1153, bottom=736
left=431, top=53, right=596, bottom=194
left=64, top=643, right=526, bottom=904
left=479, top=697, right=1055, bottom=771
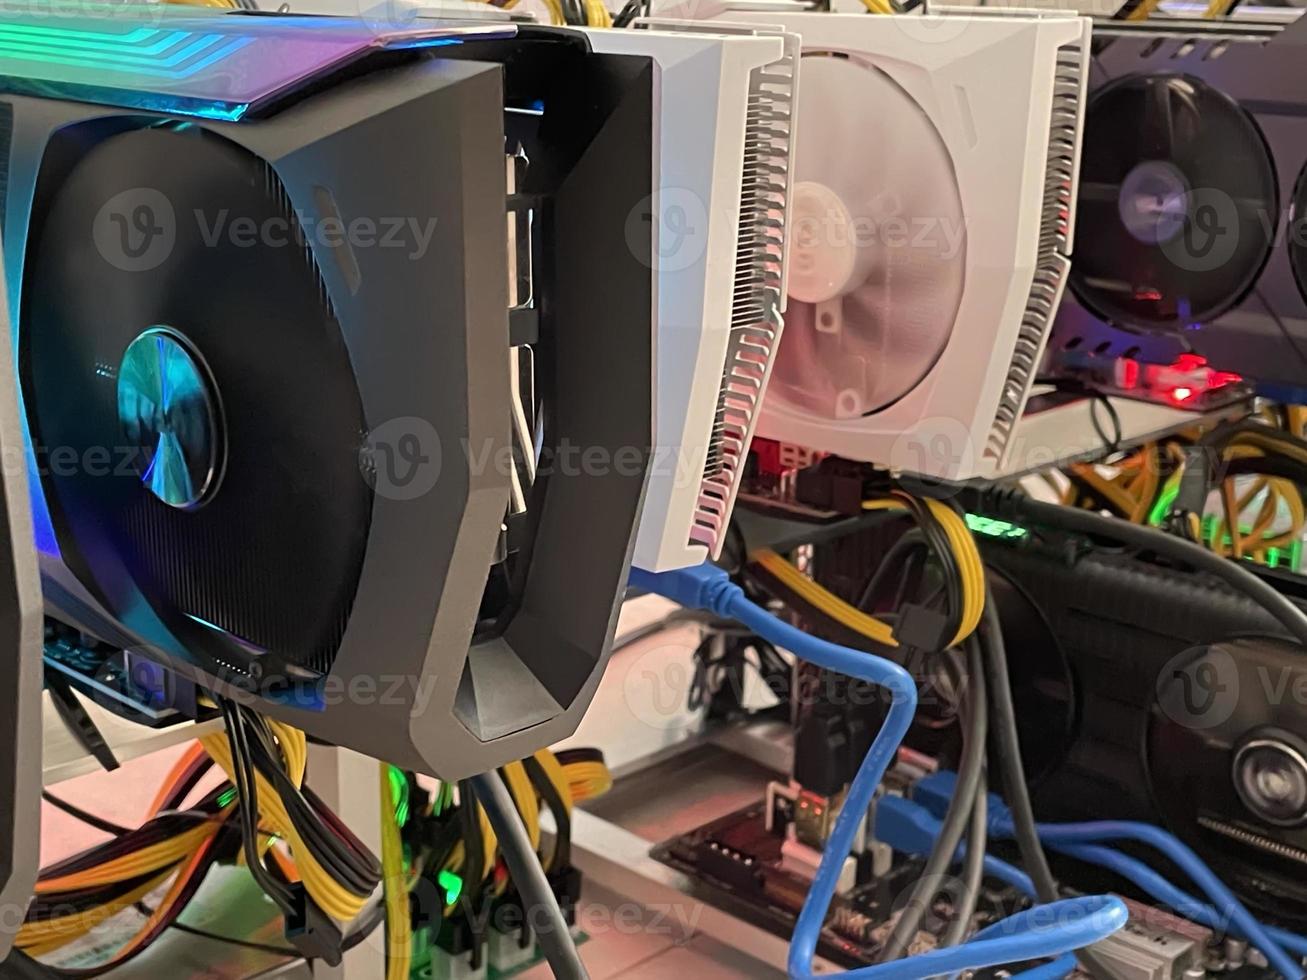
left=911, top=770, right=1013, bottom=832
left=872, top=793, right=944, bottom=857
left=286, top=886, right=345, bottom=966
left=628, top=563, right=740, bottom=617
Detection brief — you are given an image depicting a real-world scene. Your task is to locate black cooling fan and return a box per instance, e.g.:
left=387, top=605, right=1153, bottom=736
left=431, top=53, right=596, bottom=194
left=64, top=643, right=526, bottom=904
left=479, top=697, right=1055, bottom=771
left=23, top=126, right=371, bottom=679
left=7, top=20, right=657, bottom=779
left=1071, top=73, right=1278, bottom=331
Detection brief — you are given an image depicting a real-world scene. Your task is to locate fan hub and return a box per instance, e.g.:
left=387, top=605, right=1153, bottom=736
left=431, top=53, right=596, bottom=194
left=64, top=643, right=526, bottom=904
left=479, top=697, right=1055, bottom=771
left=790, top=180, right=868, bottom=305
left=1118, top=160, right=1189, bottom=246
left=117, top=326, right=223, bottom=510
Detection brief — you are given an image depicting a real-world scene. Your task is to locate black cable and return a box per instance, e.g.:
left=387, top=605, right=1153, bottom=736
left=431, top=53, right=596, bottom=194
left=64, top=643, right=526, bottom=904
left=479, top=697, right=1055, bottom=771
left=168, top=922, right=296, bottom=957
left=41, top=791, right=132, bottom=837
left=979, top=592, right=1118, bottom=980
left=523, top=756, right=572, bottom=872
left=879, top=638, right=988, bottom=963
left=982, top=492, right=1307, bottom=647
left=221, top=700, right=296, bottom=916
left=942, top=768, right=987, bottom=948
left=856, top=530, right=926, bottom=611
left=241, top=718, right=378, bottom=895
left=470, top=771, right=588, bottom=980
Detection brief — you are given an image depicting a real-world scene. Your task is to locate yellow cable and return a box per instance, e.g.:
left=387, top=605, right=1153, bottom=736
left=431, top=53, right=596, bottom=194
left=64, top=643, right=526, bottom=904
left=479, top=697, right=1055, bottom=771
left=381, top=763, right=411, bottom=980
left=752, top=547, right=900, bottom=648
left=534, top=750, right=574, bottom=817
left=923, top=499, right=986, bottom=646
left=501, top=762, right=541, bottom=853
left=1123, top=0, right=1164, bottom=19
left=35, top=821, right=215, bottom=893
left=17, top=873, right=170, bottom=953
left=1069, top=462, right=1139, bottom=517
left=200, top=732, right=370, bottom=922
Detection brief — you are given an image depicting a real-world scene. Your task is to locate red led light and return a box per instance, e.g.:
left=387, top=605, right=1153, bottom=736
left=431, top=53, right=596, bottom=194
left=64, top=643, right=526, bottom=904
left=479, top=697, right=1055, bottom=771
left=1172, top=386, right=1194, bottom=403
left=1120, top=358, right=1140, bottom=389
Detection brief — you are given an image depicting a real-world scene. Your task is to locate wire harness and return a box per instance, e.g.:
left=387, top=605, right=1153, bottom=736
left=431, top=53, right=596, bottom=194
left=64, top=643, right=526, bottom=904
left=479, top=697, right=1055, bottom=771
left=628, top=560, right=1128, bottom=980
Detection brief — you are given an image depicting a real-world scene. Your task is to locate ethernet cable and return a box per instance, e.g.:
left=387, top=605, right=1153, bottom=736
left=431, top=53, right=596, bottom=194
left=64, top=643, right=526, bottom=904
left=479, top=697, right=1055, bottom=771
left=629, top=562, right=1127, bottom=980
left=910, top=772, right=1306, bottom=980
left=1053, top=840, right=1307, bottom=959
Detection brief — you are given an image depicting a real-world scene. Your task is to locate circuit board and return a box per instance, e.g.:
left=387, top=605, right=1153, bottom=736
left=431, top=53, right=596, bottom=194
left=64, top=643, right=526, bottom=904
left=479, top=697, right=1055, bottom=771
left=650, top=802, right=1284, bottom=979
left=650, top=802, right=1025, bottom=969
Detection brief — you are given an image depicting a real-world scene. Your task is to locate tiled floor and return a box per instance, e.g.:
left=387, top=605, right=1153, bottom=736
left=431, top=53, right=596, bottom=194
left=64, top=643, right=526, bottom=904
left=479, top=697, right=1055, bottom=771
left=516, top=883, right=782, bottom=980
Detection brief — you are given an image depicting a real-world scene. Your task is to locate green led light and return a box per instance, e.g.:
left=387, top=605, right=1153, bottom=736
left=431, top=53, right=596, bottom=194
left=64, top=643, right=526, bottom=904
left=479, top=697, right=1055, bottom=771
left=217, top=787, right=237, bottom=808
left=964, top=513, right=1028, bottom=541
left=438, top=870, right=463, bottom=907
left=388, top=765, right=410, bottom=828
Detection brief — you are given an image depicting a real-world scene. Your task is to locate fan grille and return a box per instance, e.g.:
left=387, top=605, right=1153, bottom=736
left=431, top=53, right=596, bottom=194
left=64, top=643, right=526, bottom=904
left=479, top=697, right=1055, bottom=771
left=24, top=127, right=371, bottom=680
left=690, top=41, right=796, bottom=555
left=984, top=42, right=1083, bottom=463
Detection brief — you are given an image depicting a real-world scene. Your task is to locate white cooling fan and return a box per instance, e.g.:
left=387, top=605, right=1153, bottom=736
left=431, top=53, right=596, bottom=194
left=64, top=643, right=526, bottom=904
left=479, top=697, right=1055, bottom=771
left=777, top=51, right=965, bottom=424
left=654, top=6, right=1209, bottom=481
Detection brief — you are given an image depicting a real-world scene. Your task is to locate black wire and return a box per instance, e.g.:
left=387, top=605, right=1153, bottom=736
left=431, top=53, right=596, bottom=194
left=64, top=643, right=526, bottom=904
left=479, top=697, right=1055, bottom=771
left=878, top=638, right=988, bottom=963
left=979, top=592, right=1118, bottom=980
left=943, top=767, right=987, bottom=948
left=470, top=771, right=588, bottom=980
left=523, top=756, right=571, bottom=871
left=856, top=530, right=927, bottom=611
left=221, top=700, right=296, bottom=916
left=240, top=715, right=378, bottom=895
left=987, top=493, right=1307, bottom=647
left=41, top=791, right=132, bottom=837
left=167, top=922, right=296, bottom=957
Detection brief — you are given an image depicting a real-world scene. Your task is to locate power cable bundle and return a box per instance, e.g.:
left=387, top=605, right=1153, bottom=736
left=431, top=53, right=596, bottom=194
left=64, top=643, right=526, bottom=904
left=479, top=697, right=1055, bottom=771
left=1058, top=406, right=1307, bottom=569
left=22, top=703, right=386, bottom=972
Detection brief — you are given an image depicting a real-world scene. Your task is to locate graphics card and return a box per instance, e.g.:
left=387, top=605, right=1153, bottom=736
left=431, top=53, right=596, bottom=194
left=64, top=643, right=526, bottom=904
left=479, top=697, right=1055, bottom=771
left=581, top=21, right=798, bottom=571
left=652, top=5, right=1126, bottom=482
left=0, top=255, right=43, bottom=964
left=4, top=9, right=657, bottom=778
left=809, top=503, right=1307, bottom=920
left=1051, top=16, right=1307, bottom=396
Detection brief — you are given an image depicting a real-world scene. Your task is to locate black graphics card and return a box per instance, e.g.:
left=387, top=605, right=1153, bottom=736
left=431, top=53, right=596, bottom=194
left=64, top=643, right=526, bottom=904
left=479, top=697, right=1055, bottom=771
left=6, top=9, right=655, bottom=778
left=809, top=513, right=1307, bottom=921
left=1052, top=16, right=1307, bottom=397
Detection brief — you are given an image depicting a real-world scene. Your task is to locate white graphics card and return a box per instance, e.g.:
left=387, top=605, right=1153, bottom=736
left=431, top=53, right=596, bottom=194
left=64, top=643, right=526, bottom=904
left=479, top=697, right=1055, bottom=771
left=587, top=22, right=798, bottom=568
left=653, top=6, right=1116, bottom=481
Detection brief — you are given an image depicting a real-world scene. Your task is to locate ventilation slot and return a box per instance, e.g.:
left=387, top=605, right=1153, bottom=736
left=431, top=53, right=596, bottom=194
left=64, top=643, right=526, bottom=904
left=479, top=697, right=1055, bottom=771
left=690, top=44, right=797, bottom=554
left=984, top=43, right=1082, bottom=464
